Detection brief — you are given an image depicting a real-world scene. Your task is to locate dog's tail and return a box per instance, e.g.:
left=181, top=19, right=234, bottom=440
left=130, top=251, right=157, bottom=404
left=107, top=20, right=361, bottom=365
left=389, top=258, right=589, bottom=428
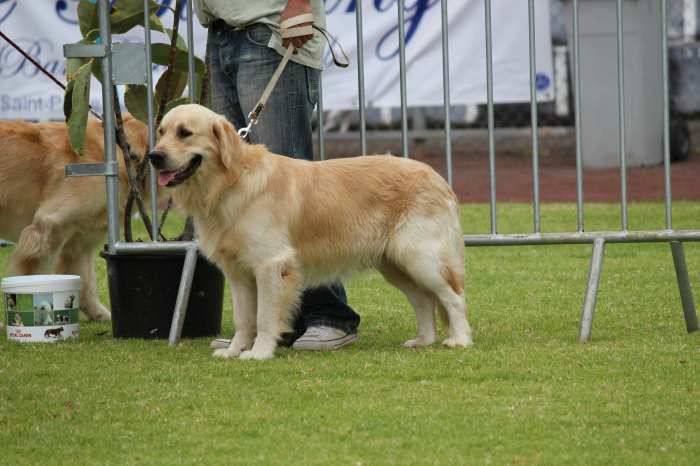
left=9, top=221, right=58, bottom=275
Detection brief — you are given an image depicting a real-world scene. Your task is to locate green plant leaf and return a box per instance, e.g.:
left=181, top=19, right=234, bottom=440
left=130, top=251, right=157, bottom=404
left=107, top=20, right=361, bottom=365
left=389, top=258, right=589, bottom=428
left=151, top=43, right=205, bottom=75
left=90, top=58, right=104, bottom=85
left=63, top=79, right=75, bottom=121
left=164, top=96, right=190, bottom=115
left=66, top=57, right=89, bottom=81
left=162, top=27, right=188, bottom=51
left=65, top=35, right=99, bottom=81
left=155, top=68, right=188, bottom=106
left=124, top=85, right=153, bottom=125
left=110, top=9, right=148, bottom=35
left=117, top=0, right=164, bottom=15
left=66, top=62, right=93, bottom=156
left=78, top=1, right=99, bottom=37
left=109, top=0, right=165, bottom=35
left=114, top=0, right=147, bottom=15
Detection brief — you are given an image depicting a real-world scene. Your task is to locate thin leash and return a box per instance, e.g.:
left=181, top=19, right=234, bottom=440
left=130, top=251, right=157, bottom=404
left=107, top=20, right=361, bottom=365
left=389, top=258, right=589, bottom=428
left=0, top=30, right=103, bottom=119
left=237, top=14, right=349, bottom=141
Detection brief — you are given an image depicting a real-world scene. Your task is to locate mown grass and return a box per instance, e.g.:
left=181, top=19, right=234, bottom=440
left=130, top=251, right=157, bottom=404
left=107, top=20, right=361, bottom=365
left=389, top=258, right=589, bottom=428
left=1, top=203, right=698, bottom=465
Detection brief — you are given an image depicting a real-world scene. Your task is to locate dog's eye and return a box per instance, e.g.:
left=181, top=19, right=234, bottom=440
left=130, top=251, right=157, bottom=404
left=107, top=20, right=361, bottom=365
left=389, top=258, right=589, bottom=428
left=178, top=127, right=192, bottom=139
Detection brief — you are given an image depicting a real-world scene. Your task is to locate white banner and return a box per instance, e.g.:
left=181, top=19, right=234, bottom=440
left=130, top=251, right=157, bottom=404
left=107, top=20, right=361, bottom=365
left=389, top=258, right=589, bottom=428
left=0, top=0, right=207, bottom=121
left=0, top=0, right=552, bottom=121
left=323, top=0, right=554, bottom=109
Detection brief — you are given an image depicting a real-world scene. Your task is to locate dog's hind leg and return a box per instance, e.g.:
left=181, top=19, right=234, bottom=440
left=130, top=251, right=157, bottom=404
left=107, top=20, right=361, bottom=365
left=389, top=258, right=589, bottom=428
left=55, top=234, right=110, bottom=321
left=213, top=271, right=257, bottom=359
left=426, top=260, right=472, bottom=348
left=240, top=254, right=302, bottom=360
left=389, top=230, right=472, bottom=348
left=379, top=261, right=437, bottom=347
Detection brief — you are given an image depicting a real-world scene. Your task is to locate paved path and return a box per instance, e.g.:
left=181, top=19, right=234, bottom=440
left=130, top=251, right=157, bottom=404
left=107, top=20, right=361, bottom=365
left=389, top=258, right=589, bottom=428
left=412, top=152, right=699, bottom=203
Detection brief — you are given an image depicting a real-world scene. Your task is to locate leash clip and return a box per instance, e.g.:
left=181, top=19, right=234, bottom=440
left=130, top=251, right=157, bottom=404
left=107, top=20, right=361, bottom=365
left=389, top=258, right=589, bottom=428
left=237, top=104, right=263, bottom=141
left=237, top=123, right=251, bottom=141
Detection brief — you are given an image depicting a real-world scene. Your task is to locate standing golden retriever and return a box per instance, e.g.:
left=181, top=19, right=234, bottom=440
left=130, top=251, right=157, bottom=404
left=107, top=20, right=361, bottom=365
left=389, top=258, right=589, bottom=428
left=150, top=104, right=473, bottom=360
left=0, top=116, right=149, bottom=321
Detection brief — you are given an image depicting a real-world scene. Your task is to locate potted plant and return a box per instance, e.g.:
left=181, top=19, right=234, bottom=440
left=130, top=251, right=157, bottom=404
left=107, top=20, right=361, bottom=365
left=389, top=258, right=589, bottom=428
left=65, top=0, right=224, bottom=339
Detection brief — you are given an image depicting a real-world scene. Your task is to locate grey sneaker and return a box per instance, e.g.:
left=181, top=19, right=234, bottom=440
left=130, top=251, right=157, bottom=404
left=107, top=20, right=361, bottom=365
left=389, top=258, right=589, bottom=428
left=210, top=338, right=230, bottom=350
left=292, top=325, right=358, bottom=351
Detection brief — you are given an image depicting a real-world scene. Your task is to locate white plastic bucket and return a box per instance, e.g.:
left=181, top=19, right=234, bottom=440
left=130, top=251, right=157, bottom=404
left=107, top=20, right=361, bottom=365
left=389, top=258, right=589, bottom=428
left=2, top=275, right=82, bottom=342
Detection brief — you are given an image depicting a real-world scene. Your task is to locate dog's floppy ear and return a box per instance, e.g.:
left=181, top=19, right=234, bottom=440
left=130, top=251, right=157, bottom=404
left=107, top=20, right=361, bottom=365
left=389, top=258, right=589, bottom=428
left=212, top=116, right=240, bottom=169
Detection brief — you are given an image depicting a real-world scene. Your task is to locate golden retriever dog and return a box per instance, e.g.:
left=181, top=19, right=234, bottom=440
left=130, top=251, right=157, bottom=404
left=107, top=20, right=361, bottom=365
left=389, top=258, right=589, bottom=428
left=150, top=104, right=473, bottom=360
left=0, top=116, right=149, bottom=321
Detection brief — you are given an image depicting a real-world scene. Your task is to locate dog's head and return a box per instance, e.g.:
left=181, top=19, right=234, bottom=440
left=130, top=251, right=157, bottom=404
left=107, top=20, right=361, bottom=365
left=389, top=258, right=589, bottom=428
left=149, top=104, right=241, bottom=189
left=38, top=301, right=52, bottom=312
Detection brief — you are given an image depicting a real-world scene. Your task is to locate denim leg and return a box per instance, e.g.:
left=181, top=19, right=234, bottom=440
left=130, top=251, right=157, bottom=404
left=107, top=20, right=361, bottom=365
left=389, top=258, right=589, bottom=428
left=207, top=23, right=360, bottom=342
left=207, top=25, right=246, bottom=129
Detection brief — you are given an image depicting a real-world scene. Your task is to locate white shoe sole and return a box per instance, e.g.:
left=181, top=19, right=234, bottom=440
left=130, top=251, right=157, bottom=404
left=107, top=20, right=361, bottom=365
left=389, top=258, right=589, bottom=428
left=292, top=333, right=358, bottom=351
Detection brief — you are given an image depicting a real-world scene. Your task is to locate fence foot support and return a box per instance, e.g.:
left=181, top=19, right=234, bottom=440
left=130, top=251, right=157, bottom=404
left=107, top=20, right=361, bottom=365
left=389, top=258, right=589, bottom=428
left=168, top=244, right=198, bottom=346
left=579, top=238, right=606, bottom=343
left=670, top=241, right=699, bottom=333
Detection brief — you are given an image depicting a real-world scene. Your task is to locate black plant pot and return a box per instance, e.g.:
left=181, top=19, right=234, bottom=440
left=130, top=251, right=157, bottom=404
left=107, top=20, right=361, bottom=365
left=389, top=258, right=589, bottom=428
left=100, top=249, right=224, bottom=339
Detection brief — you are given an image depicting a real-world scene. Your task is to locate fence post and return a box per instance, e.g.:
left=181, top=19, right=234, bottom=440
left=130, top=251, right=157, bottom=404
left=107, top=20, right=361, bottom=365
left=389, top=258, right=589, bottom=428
left=98, top=0, right=120, bottom=253
left=355, top=1, right=367, bottom=155
left=579, top=238, right=606, bottom=342
left=528, top=0, right=541, bottom=234
left=670, top=241, right=699, bottom=333
left=168, top=243, right=199, bottom=346
left=484, top=0, right=497, bottom=235
left=440, top=0, right=453, bottom=187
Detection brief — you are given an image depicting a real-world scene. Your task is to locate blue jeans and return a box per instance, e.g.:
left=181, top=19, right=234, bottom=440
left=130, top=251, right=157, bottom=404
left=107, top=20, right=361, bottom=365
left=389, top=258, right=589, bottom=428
left=207, top=21, right=360, bottom=343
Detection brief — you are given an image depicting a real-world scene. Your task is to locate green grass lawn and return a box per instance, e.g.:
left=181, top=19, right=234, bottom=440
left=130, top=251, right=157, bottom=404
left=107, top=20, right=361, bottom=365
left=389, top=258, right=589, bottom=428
left=1, top=203, right=699, bottom=465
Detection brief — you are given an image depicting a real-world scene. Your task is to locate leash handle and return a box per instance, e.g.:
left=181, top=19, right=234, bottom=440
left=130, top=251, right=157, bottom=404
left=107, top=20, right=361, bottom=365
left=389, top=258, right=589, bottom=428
left=238, top=13, right=349, bottom=141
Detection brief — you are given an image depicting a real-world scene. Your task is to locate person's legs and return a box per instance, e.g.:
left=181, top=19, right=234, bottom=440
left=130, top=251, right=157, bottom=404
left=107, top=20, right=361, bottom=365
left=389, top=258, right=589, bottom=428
left=208, top=23, right=360, bottom=349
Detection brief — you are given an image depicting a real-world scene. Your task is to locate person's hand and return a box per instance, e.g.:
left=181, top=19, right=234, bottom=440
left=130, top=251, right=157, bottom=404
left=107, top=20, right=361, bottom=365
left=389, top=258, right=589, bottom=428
left=280, top=0, right=313, bottom=49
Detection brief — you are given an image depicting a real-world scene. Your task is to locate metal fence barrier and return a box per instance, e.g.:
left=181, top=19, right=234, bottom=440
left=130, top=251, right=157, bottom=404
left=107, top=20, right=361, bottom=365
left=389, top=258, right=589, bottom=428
left=314, top=0, right=699, bottom=341
left=82, top=0, right=698, bottom=345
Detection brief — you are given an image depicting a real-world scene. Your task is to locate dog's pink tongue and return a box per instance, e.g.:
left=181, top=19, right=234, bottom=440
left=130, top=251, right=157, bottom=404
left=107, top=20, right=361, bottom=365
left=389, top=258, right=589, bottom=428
left=158, top=171, right=177, bottom=187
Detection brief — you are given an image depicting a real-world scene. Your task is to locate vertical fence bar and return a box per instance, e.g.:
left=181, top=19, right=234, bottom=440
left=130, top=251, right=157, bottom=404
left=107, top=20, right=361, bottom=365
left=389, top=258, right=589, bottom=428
left=355, top=0, right=367, bottom=155
left=616, top=0, right=628, bottom=231
left=397, top=0, right=409, bottom=158
left=528, top=0, right=541, bottom=233
left=440, top=0, right=453, bottom=186
left=485, top=0, right=497, bottom=235
left=99, top=0, right=119, bottom=252
left=186, top=0, right=196, bottom=102
left=662, top=0, right=673, bottom=230
left=317, top=76, right=326, bottom=161
left=144, top=0, right=158, bottom=242
left=572, top=0, right=584, bottom=233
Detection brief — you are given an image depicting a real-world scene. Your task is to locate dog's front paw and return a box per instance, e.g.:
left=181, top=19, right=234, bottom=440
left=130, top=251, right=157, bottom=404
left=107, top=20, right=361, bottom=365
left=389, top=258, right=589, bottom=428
left=86, top=304, right=111, bottom=322
left=213, top=348, right=238, bottom=359
left=239, top=349, right=274, bottom=361
left=403, top=336, right=435, bottom=348
left=442, top=336, right=473, bottom=348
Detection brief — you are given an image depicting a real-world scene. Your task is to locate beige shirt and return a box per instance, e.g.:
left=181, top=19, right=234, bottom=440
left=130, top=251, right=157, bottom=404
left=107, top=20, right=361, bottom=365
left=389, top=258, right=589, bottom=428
left=193, top=0, right=326, bottom=70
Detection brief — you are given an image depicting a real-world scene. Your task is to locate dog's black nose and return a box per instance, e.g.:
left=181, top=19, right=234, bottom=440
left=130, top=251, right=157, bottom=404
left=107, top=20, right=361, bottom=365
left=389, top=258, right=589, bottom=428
left=148, top=151, right=167, bottom=169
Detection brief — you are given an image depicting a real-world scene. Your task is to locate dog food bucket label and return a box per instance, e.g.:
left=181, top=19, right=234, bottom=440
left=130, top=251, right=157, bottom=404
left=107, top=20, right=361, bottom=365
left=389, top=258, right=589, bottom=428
left=2, top=275, right=81, bottom=343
